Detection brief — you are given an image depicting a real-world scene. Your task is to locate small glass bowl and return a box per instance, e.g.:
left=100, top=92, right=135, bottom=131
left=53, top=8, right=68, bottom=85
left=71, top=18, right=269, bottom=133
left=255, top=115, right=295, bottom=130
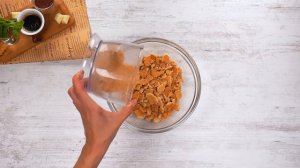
left=0, top=27, right=20, bottom=45
left=31, top=0, right=54, bottom=12
left=108, top=38, right=201, bottom=133
left=0, top=36, right=19, bottom=45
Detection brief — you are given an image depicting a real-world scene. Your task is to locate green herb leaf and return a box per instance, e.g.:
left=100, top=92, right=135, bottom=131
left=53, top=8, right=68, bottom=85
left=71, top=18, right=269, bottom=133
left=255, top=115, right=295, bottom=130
left=0, top=18, right=24, bottom=39
left=0, top=25, right=3, bottom=38
left=2, top=25, right=8, bottom=38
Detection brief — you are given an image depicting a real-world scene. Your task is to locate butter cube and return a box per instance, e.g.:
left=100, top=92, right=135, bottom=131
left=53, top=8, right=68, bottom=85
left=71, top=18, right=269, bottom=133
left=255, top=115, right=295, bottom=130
left=11, top=12, right=20, bottom=19
left=62, top=15, right=70, bottom=24
left=55, top=13, right=64, bottom=24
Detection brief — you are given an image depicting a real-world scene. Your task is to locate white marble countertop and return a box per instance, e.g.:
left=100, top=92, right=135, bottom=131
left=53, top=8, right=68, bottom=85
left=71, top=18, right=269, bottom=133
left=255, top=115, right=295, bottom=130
left=1, top=0, right=300, bottom=167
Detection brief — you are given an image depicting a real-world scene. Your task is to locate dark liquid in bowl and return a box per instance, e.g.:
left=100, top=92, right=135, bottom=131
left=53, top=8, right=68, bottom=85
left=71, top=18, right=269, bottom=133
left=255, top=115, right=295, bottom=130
left=35, top=0, right=54, bottom=9
left=23, top=15, right=42, bottom=31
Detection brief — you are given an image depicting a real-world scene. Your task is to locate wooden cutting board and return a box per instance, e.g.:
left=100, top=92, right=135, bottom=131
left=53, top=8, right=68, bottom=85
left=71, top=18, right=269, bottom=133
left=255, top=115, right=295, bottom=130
left=0, top=0, right=75, bottom=63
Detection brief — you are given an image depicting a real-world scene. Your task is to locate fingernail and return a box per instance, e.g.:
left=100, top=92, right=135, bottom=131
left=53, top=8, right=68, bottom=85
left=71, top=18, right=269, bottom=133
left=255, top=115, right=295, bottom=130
left=76, top=70, right=84, bottom=78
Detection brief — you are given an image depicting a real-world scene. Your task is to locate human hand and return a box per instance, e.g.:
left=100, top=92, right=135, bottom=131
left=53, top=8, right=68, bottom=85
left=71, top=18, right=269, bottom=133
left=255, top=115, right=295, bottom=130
left=68, top=70, right=137, bottom=168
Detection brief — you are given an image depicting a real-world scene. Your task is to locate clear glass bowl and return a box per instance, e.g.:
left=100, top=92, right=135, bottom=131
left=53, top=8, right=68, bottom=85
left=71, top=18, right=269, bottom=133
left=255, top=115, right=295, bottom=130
left=108, top=38, right=201, bottom=133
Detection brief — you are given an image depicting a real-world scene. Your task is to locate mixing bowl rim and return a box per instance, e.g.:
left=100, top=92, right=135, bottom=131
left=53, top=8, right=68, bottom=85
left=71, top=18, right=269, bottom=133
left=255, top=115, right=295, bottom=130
left=107, top=37, right=201, bottom=133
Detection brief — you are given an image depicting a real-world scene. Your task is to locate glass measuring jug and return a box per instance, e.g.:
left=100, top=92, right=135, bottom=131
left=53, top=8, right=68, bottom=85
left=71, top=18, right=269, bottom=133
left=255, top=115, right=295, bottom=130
left=82, top=34, right=143, bottom=105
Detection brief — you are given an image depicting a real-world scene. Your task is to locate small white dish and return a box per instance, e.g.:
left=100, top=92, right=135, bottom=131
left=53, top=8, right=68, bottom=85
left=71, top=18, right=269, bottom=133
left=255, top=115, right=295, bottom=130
left=17, top=9, right=45, bottom=36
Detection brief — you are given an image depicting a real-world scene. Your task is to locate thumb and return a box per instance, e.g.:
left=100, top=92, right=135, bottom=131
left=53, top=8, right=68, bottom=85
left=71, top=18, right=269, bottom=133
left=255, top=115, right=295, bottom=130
left=118, top=99, right=137, bottom=121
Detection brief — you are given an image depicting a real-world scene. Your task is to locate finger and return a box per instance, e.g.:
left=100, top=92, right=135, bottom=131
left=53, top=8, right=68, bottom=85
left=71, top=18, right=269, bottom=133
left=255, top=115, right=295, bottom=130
left=71, top=72, right=106, bottom=114
left=118, top=99, right=137, bottom=121
left=68, top=87, right=80, bottom=104
left=72, top=70, right=85, bottom=91
left=68, top=87, right=88, bottom=115
left=72, top=71, right=91, bottom=100
left=83, top=78, right=88, bottom=88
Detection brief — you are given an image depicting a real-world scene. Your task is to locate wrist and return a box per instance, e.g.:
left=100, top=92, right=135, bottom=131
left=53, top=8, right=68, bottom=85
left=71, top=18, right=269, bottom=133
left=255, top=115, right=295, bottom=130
left=74, top=143, right=108, bottom=168
left=83, top=142, right=106, bottom=160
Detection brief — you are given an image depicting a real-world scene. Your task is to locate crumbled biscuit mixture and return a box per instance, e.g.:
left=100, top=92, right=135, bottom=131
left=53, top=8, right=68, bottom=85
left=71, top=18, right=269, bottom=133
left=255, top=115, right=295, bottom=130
left=132, top=54, right=183, bottom=122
